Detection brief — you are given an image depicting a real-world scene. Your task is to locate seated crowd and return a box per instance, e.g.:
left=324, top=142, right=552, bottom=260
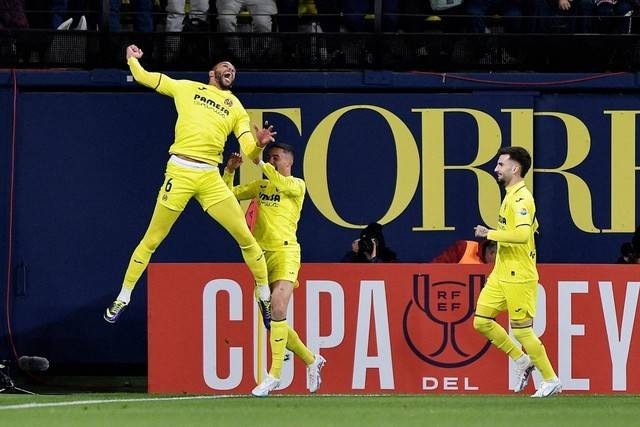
left=1, top=0, right=636, bottom=34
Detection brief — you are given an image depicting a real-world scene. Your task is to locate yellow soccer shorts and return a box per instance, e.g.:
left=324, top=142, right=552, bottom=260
left=476, top=276, right=538, bottom=321
left=264, top=250, right=300, bottom=287
left=157, top=157, right=233, bottom=212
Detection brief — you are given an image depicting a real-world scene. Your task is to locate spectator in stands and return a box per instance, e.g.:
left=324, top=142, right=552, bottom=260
left=534, top=0, right=588, bottom=33
left=465, top=0, right=528, bottom=32
left=402, top=0, right=465, bottom=33
left=592, top=0, right=635, bottom=34
left=343, top=0, right=400, bottom=32
left=277, top=0, right=329, bottom=32
left=432, top=239, right=497, bottom=264
left=109, top=0, right=153, bottom=32
left=341, top=222, right=397, bottom=263
left=51, top=0, right=87, bottom=29
left=166, top=0, right=209, bottom=31
left=216, top=0, right=277, bottom=32
left=51, top=0, right=80, bottom=30
left=0, top=0, right=28, bottom=28
left=50, top=0, right=69, bottom=29
left=51, top=0, right=152, bottom=31
left=276, top=0, right=344, bottom=65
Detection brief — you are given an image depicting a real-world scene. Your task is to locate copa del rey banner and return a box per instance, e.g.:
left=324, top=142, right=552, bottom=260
left=147, top=264, right=640, bottom=394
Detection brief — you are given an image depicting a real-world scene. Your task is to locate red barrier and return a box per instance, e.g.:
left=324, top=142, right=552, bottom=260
left=148, top=264, right=640, bottom=394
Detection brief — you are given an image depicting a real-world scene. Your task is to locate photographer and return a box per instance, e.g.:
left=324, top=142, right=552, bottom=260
left=616, top=225, right=640, bottom=263
left=341, top=223, right=397, bottom=263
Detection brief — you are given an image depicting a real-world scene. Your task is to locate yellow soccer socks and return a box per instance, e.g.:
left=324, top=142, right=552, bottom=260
left=268, top=320, right=289, bottom=378
left=512, top=327, right=557, bottom=381
left=286, top=326, right=315, bottom=365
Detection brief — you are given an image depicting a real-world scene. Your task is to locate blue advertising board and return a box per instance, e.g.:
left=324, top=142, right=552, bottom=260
left=0, top=71, right=638, bottom=365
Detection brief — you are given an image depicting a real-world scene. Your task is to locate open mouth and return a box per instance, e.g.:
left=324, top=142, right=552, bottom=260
left=223, top=72, right=233, bottom=81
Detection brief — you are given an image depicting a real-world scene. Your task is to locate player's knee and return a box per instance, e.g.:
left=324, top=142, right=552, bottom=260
left=473, top=316, right=494, bottom=335
left=229, top=230, right=251, bottom=248
left=141, top=233, right=165, bottom=252
left=227, top=222, right=254, bottom=247
left=271, top=305, right=287, bottom=321
left=238, top=238, right=260, bottom=255
left=271, top=297, right=287, bottom=320
left=511, top=325, right=539, bottom=344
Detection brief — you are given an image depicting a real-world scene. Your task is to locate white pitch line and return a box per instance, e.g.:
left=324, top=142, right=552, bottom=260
left=0, top=393, right=402, bottom=411
left=0, top=394, right=245, bottom=411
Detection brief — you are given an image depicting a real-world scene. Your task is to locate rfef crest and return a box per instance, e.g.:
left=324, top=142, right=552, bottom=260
left=403, top=274, right=491, bottom=368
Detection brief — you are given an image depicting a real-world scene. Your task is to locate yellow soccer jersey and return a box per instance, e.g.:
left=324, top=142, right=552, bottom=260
left=223, top=162, right=305, bottom=251
left=487, top=180, right=539, bottom=283
left=128, top=58, right=260, bottom=165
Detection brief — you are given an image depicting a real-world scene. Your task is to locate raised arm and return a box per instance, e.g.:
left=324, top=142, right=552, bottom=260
left=126, top=44, right=176, bottom=95
left=236, top=122, right=276, bottom=161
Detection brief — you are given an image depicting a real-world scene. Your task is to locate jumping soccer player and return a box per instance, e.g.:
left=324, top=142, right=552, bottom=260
left=104, top=44, right=273, bottom=326
left=473, top=146, right=561, bottom=398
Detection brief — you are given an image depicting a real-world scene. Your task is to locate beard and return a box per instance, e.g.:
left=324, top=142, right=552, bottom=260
left=215, top=71, right=232, bottom=90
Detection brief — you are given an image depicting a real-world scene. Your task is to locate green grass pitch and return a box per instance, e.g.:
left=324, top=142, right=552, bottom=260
left=0, top=394, right=638, bottom=427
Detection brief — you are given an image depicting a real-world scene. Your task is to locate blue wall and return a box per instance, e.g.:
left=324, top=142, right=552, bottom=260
left=0, top=69, right=638, bottom=365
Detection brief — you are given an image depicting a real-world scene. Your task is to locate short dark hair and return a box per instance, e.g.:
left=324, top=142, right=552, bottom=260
left=211, top=60, right=233, bottom=71
left=269, top=142, right=295, bottom=156
left=498, top=146, right=531, bottom=177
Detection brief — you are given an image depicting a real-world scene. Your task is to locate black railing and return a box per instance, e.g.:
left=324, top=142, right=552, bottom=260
left=2, top=30, right=640, bottom=72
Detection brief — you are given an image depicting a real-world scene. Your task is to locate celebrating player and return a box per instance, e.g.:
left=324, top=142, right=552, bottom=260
left=223, top=145, right=326, bottom=397
left=473, top=146, right=562, bottom=398
left=104, top=44, right=273, bottom=325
